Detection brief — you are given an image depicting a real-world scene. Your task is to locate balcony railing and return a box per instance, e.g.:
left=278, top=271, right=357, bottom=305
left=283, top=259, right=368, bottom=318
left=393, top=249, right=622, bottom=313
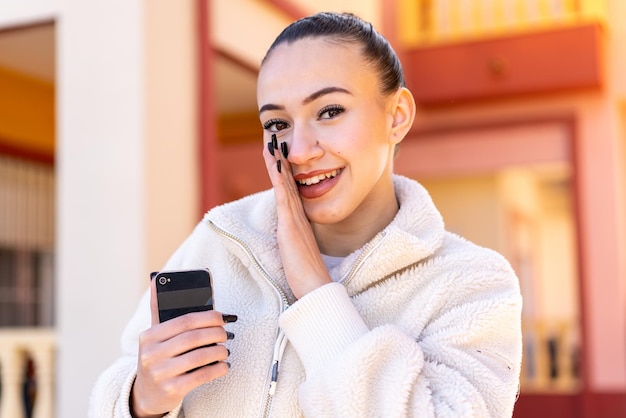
left=0, top=328, right=55, bottom=418
left=399, top=0, right=607, bottom=45
left=521, top=319, right=580, bottom=393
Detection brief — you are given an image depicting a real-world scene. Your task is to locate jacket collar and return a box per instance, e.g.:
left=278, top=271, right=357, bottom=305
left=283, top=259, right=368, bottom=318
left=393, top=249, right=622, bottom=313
left=331, top=175, right=445, bottom=294
left=205, top=175, right=444, bottom=297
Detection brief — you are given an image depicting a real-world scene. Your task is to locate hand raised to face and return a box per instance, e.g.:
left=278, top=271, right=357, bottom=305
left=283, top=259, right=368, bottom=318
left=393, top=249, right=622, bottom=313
left=262, top=134, right=332, bottom=300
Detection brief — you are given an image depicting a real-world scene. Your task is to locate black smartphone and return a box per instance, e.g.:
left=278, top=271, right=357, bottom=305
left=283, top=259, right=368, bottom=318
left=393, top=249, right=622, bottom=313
left=154, top=268, right=214, bottom=323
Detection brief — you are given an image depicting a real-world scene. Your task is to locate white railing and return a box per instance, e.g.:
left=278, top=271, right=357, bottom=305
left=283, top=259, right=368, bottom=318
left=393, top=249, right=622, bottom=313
left=520, top=320, right=580, bottom=393
left=400, top=0, right=607, bottom=44
left=0, top=328, right=55, bottom=418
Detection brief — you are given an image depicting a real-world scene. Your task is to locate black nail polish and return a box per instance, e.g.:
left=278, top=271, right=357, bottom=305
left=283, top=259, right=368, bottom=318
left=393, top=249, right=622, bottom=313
left=267, top=142, right=275, bottom=156
left=277, top=160, right=282, bottom=173
left=272, top=134, right=278, bottom=150
left=281, top=142, right=288, bottom=159
left=226, top=362, right=231, bottom=369
left=226, top=331, right=235, bottom=340
left=222, top=314, right=238, bottom=323
left=227, top=348, right=231, bottom=356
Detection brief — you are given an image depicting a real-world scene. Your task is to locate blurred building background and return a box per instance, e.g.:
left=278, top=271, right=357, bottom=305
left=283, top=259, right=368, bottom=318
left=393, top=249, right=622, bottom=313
left=0, top=0, right=624, bottom=416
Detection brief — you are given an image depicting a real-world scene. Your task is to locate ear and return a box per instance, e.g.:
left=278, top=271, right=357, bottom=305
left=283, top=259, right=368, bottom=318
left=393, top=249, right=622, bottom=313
left=389, top=87, right=416, bottom=146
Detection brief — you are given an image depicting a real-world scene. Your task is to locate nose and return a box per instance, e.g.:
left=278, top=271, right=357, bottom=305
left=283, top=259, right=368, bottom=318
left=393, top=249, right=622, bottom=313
left=287, top=122, right=323, bottom=165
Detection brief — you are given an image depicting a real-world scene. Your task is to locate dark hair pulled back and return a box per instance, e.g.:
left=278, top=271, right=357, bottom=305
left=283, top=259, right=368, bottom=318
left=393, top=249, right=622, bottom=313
left=262, top=12, right=405, bottom=96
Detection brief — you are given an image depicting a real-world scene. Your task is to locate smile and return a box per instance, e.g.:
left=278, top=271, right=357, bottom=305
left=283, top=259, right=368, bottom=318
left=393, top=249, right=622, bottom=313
left=297, top=169, right=342, bottom=186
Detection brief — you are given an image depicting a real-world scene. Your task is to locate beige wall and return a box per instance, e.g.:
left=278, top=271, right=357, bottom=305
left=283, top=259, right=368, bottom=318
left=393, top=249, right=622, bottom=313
left=56, top=0, right=198, bottom=416
left=144, top=0, right=200, bottom=271
left=420, top=175, right=504, bottom=251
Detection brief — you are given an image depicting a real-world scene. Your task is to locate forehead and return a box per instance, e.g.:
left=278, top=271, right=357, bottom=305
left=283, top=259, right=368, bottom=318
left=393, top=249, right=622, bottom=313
left=257, top=37, right=377, bottom=104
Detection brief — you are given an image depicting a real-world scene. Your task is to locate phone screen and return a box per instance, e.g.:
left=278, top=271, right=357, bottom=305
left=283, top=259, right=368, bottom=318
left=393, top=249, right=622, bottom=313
left=155, top=269, right=213, bottom=322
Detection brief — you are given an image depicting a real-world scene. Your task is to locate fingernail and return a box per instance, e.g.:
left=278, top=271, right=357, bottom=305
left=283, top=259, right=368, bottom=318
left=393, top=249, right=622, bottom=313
left=272, top=134, right=278, bottom=150
left=267, top=142, right=275, bottom=156
left=277, top=160, right=282, bottom=173
left=227, top=348, right=231, bottom=356
left=226, top=331, right=235, bottom=340
left=222, top=314, right=238, bottom=323
left=281, top=142, right=288, bottom=159
left=226, top=362, right=231, bottom=369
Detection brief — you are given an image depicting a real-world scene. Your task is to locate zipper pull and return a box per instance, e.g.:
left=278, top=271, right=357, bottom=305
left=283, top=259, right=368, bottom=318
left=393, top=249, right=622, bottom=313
left=268, top=329, right=288, bottom=397
left=269, top=360, right=279, bottom=396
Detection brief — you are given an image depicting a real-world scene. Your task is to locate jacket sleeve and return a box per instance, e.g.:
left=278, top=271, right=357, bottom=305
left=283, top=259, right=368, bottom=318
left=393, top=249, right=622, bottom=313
left=279, top=263, right=522, bottom=417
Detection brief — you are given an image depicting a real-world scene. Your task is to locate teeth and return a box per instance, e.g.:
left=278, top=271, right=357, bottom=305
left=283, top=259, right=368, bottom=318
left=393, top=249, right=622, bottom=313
left=298, top=169, right=340, bottom=185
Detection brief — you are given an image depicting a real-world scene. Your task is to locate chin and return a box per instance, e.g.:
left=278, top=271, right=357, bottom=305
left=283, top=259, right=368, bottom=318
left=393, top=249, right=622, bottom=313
left=302, top=204, right=346, bottom=225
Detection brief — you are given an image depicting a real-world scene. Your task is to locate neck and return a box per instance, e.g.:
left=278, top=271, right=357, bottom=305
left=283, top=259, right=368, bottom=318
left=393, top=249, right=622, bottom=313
left=312, top=183, right=399, bottom=257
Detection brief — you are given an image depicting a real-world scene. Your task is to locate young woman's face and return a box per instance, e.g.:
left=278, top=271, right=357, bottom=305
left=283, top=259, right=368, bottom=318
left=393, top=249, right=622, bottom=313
left=257, top=37, right=402, bottom=226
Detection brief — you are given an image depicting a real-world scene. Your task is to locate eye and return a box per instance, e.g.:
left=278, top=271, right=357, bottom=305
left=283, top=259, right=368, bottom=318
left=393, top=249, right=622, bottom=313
left=262, top=118, right=290, bottom=132
left=318, top=105, right=345, bottom=120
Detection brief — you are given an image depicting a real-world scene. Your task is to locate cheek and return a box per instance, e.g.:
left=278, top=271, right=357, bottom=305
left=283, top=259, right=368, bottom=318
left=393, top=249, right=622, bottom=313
left=322, top=110, right=390, bottom=156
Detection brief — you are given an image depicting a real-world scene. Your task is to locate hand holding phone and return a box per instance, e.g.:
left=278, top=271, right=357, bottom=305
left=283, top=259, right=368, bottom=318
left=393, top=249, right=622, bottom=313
left=131, top=268, right=232, bottom=417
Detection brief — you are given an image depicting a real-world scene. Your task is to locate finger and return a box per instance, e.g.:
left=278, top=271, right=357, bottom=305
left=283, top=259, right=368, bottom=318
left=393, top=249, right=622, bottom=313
left=168, top=343, right=230, bottom=376
left=169, top=360, right=230, bottom=395
left=275, top=139, right=293, bottom=177
left=263, top=142, right=299, bottom=203
left=153, top=310, right=228, bottom=342
left=264, top=134, right=295, bottom=175
left=262, top=137, right=282, bottom=179
left=161, top=326, right=233, bottom=358
left=141, top=309, right=227, bottom=347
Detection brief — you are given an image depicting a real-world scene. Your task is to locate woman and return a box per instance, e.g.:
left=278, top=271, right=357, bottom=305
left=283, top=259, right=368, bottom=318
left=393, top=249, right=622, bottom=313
left=90, top=12, right=522, bottom=418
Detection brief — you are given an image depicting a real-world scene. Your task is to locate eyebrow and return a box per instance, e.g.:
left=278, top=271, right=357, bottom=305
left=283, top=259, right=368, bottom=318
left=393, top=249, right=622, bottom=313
left=258, top=86, right=352, bottom=115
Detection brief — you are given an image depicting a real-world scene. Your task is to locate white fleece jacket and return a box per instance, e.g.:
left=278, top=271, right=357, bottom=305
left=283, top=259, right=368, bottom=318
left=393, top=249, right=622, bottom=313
left=89, top=175, right=522, bottom=418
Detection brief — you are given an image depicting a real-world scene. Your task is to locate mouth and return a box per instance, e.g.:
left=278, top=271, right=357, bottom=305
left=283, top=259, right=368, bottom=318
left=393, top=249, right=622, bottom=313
left=296, top=168, right=342, bottom=186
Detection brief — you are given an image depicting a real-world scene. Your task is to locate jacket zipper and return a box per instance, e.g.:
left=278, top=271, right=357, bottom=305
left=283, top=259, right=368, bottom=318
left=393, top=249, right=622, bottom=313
left=340, top=231, right=433, bottom=298
left=262, top=328, right=288, bottom=417
left=206, top=221, right=289, bottom=418
left=339, top=231, right=387, bottom=286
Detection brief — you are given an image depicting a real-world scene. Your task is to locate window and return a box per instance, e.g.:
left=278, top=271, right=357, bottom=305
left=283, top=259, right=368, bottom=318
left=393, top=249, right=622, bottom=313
left=0, top=155, right=55, bottom=327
